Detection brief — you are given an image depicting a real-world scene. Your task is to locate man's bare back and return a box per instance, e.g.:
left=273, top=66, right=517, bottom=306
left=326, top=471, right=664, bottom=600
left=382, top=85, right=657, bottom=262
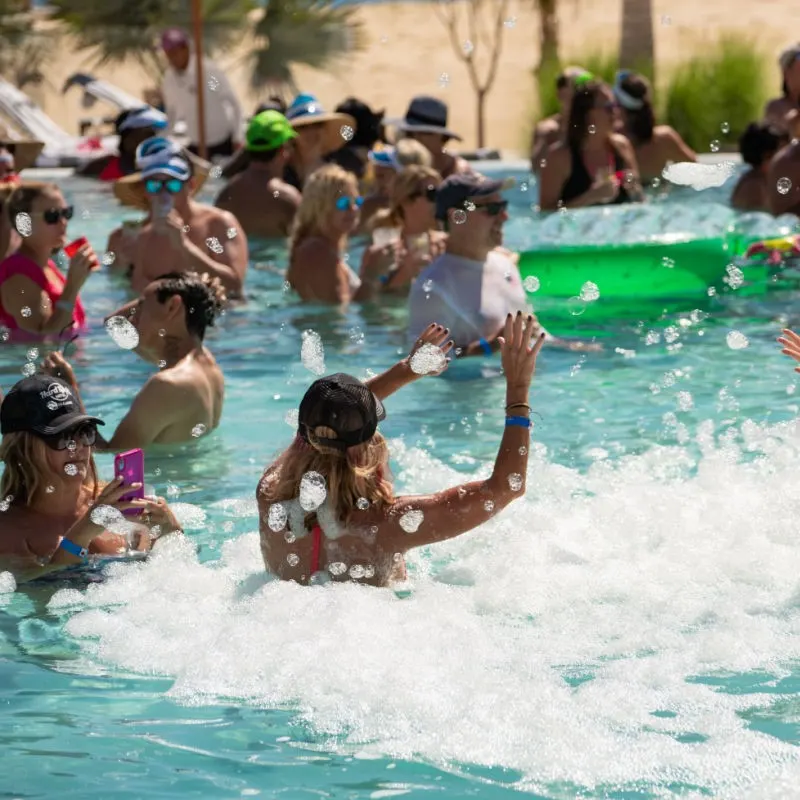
left=215, top=171, right=300, bottom=239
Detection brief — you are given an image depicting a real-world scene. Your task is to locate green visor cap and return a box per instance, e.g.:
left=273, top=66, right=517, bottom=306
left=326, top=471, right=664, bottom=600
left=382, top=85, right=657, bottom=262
left=246, top=110, right=297, bottom=152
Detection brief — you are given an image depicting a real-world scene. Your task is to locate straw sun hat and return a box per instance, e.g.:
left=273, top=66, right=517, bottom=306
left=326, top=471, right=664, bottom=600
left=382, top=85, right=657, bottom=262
left=285, top=93, right=357, bottom=155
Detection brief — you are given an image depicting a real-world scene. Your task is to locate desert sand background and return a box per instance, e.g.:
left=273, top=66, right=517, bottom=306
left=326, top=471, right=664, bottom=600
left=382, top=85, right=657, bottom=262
left=21, top=0, right=800, bottom=156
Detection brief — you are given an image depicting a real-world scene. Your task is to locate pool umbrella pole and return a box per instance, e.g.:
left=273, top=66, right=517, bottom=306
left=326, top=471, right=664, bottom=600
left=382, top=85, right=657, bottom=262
left=191, top=0, right=207, bottom=159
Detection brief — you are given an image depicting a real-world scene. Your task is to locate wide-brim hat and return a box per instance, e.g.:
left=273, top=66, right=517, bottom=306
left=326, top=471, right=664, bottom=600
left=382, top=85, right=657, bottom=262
left=285, top=93, right=357, bottom=155
left=0, top=138, right=44, bottom=171
left=386, top=95, right=462, bottom=142
left=113, top=149, right=211, bottom=211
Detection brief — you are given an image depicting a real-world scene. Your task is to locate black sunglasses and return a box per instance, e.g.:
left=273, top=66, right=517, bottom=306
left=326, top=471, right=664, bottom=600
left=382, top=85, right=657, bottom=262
left=410, top=185, right=438, bottom=203
left=42, top=206, right=74, bottom=225
left=41, top=423, right=97, bottom=451
left=472, top=200, right=508, bottom=216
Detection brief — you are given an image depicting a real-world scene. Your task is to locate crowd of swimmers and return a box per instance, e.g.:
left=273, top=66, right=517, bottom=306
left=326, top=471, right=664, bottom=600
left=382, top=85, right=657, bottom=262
left=1, top=31, right=800, bottom=588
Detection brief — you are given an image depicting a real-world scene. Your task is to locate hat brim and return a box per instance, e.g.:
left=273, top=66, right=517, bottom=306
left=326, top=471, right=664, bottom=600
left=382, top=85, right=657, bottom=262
left=113, top=150, right=211, bottom=211
left=32, top=413, right=105, bottom=437
left=290, top=112, right=356, bottom=155
left=0, top=140, right=45, bottom=171
left=434, top=176, right=515, bottom=220
left=386, top=119, right=463, bottom=142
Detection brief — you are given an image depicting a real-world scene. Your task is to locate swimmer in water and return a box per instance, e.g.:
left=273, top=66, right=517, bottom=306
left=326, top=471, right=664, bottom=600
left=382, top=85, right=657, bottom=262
left=41, top=272, right=226, bottom=450
left=0, top=375, right=181, bottom=583
left=258, top=315, right=544, bottom=586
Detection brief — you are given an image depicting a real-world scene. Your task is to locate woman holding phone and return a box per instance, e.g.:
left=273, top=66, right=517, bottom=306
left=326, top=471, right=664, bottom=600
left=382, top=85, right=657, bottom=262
left=0, top=375, right=181, bottom=583
left=0, top=183, right=98, bottom=342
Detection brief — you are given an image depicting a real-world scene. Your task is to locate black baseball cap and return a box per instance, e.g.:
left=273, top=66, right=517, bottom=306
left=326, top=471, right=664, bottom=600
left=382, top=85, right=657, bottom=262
left=0, top=375, right=104, bottom=436
left=435, top=173, right=515, bottom=221
left=298, top=373, right=386, bottom=450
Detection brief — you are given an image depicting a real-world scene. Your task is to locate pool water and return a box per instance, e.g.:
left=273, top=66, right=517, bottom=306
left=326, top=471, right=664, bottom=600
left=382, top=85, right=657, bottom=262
left=2, top=167, right=800, bottom=799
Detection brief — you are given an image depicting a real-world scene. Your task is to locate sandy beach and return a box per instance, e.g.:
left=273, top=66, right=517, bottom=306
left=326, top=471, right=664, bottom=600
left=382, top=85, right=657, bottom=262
left=23, top=0, right=800, bottom=155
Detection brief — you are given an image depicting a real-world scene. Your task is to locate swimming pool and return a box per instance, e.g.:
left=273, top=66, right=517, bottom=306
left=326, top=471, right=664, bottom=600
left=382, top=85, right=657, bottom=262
left=2, top=166, right=800, bottom=799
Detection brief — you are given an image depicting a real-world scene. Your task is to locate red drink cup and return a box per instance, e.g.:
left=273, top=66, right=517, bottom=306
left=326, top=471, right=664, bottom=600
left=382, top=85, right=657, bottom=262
left=64, top=237, right=88, bottom=258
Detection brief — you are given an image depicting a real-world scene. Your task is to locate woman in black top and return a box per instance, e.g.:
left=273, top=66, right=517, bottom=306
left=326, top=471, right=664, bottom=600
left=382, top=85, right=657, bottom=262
left=539, top=78, right=643, bottom=211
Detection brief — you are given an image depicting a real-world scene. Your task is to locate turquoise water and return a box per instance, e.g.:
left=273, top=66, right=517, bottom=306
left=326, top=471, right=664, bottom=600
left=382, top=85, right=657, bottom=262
left=2, top=167, right=800, bottom=798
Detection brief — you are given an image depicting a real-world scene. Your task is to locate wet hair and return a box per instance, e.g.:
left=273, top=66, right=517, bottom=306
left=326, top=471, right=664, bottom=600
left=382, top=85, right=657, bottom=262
left=372, top=164, right=441, bottom=228
left=153, top=271, right=226, bottom=341
left=618, top=72, right=655, bottom=144
left=0, top=430, right=100, bottom=506
left=739, top=123, right=784, bottom=168
left=6, top=182, right=59, bottom=225
left=567, top=79, right=608, bottom=150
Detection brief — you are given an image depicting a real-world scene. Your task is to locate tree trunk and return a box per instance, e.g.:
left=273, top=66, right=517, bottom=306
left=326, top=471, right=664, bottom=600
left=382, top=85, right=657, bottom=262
left=476, top=88, right=485, bottom=149
left=619, top=0, right=654, bottom=78
left=536, top=0, right=559, bottom=75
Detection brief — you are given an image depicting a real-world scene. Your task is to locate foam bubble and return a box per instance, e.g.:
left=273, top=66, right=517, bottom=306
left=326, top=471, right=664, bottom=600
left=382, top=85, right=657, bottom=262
left=409, top=343, right=446, bottom=375
left=662, top=161, right=736, bottom=190
left=267, top=503, right=287, bottom=532
left=299, top=471, right=326, bottom=511
left=399, top=508, right=424, bottom=532
left=301, top=330, right=325, bottom=376
left=105, top=315, right=140, bottom=350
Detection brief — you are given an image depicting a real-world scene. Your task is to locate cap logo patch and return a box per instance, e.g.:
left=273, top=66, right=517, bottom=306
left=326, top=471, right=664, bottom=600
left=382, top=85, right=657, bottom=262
left=40, top=382, right=73, bottom=408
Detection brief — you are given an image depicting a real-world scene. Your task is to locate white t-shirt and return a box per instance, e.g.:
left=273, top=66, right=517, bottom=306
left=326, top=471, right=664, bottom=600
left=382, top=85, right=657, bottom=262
left=162, top=56, right=243, bottom=147
left=407, top=249, right=530, bottom=348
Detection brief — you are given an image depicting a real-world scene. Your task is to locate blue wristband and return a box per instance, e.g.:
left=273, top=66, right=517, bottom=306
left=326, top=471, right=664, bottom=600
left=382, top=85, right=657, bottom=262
left=59, top=538, right=88, bottom=562
left=505, top=415, right=531, bottom=428
left=478, top=338, right=492, bottom=356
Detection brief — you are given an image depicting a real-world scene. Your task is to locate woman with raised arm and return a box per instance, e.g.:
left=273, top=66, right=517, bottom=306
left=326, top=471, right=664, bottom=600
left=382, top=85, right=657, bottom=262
left=257, top=314, right=544, bottom=586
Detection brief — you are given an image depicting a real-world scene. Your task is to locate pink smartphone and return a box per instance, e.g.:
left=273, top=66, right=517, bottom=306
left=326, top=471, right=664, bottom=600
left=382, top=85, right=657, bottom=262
left=114, top=448, right=145, bottom=516
left=64, top=237, right=88, bottom=258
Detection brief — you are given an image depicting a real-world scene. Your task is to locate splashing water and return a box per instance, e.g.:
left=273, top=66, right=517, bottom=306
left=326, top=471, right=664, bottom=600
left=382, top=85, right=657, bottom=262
left=105, top=315, right=140, bottom=350
left=300, top=330, right=325, bottom=375
left=299, top=471, right=326, bottom=512
left=191, top=424, right=207, bottom=438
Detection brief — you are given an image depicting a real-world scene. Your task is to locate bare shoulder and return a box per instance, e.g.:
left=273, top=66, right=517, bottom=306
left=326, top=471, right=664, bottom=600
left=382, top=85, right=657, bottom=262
left=275, top=180, right=302, bottom=206
left=295, top=236, right=336, bottom=262
left=611, top=132, right=635, bottom=153
left=535, top=116, right=560, bottom=137
left=543, top=141, right=570, bottom=166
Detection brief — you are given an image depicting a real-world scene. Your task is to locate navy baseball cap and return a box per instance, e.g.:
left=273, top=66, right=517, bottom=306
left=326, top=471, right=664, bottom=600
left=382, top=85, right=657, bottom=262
left=435, top=173, right=515, bottom=221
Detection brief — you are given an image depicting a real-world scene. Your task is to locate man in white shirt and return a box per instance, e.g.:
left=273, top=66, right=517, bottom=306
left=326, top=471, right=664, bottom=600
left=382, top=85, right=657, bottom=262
left=160, top=28, right=243, bottom=159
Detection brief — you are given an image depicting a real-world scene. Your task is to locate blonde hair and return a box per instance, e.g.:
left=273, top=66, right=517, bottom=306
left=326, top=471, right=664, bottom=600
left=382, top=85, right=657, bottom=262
left=395, top=137, right=433, bottom=167
left=6, top=181, right=59, bottom=225
left=260, top=427, right=394, bottom=530
left=288, top=164, right=359, bottom=254
left=0, top=431, right=100, bottom=506
left=372, top=165, right=441, bottom=230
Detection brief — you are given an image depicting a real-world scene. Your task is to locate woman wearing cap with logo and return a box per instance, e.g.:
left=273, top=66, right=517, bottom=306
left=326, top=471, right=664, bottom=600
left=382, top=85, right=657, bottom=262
left=287, top=164, right=397, bottom=304
left=0, top=183, right=98, bottom=342
left=284, top=93, right=356, bottom=190
left=258, top=315, right=543, bottom=586
left=765, top=44, right=800, bottom=136
left=388, top=96, right=472, bottom=180
left=78, top=106, right=168, bottom=181
left=0, top=375, right=181, bottom=583
left=114, top=137, right=248, bottom=296
left=215, top=110, right=302, bottom=239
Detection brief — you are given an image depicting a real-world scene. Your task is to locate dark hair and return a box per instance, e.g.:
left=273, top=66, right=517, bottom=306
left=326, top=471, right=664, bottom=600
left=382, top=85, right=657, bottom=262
left=567, top=80, right=607, bottom=150
left=335, top=97, right=384, bottom=149
left=739, top=122, right=784, bottom=168
left=618, top=73, right=655, bottom=143
left=154, top=271, right=225, bottom=340
left=556, top=73, right=569, bottom=90
left=6, top=182, right=57, bottom=224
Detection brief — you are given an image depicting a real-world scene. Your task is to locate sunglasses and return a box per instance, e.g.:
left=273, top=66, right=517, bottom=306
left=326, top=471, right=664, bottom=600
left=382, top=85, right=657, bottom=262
left=41, top=423, right=97, bottom=451
left=472, top=200, right=508, bottom=216
left=335, top=195, right=364, bottom=211
left=144, top=178, right=185, bottom=195
left=42, top=206, right=74, bottom=225
left=409, top=186, right=438, bottom=203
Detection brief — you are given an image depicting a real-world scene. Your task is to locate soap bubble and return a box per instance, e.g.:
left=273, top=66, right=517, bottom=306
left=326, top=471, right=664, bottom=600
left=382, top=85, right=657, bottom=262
left=518, top=446, right=528, bottom=455
left=452, top=209, right=467, bottom=224
left=726, top=331, right=749, bottom=350
left=284, top=408, right=299, bottom=427
left=721, top=121, right=730, bottom=134
left=105, top=315, right=140, bottom=350
left=26, top=348, right=38, bottom=361
left=226, top=227, right=238, bottom=239
left=301, top=330, right=326, bottom=375
left=709, top=140, right=720, bottom=153
left=64, top=464, right=78, bottom=476
left=507, top=473, right=523, bottom=492
left=349, top=564, right=366, bottom=579
left=580, top=281, right=600, bottom=302
left=777, top=177, right=792, bottom=195
left=661, top=14, right=671, bottom=24
left=462, top=39, right=474, bottom=55
left=286, top=553, right=300, bottom=567
left=422, top=279, right=434, bottom=293
left=503, top=16, right=516, bottom=27
left=464, top=200, right=476, bottom=212
left=102, top=251, right=116, bottom=266
left=340, top=125, right=354, bottom=142
left=21, top=363, right=35, bottom=377
left=662, top=256, right=675, bottom=269
left=328, top=562, right=347, bottom=576
left=364, top=565, right=376, bottom=579
left=0, top=495, right=12, bottom=512
left=191, top=424, right=207, bottom=438
left=0, top=326, right=9, bottom=341
left=567, top=296, right=587, bottom=316
left=20, top=306, right=31, bottom=318
left=284, top=531, right=296, bottom=544
left=45, top=485, right=54, bottom=493
left=356, top=497, right=370, bottom=511
left=523, top=275, right=540, bottom=292
left=158, top=359, right=167, bottom=368
left=207, top=75, right=219, bottom=91
left=588, top=124, right=596, bottom=135
left=299, top=471, right=326, bottom=511
left=209, top=165, right=222, bottom=179
left=15, top=212, right=31, bottom=237
left=399, top=509, right=424, bottom=533
left=438, top=72, right=450, bottom=88
left=90, top=504, right=124, bottom=527
left=205, top=237, right=224, bottom=254
left=483, top=500, right=494, bottom=512
left=409, top=342, right=447, bottom=375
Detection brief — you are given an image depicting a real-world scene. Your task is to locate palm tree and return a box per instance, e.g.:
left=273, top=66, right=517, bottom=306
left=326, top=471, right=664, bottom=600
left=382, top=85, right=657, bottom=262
left=49, top=0, right=256, bottom=81
left=246, top=0, right=366, bottom=95
left=0, top=0, right=48, bottom=89
left=619, top=0, right=654, bottom=78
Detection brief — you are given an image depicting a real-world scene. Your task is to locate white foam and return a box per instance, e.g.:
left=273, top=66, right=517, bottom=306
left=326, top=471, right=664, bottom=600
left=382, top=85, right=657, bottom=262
left=301, top=330, right=325, bottom=376
left=662, top=161, right=736, bottom=191
left=58, top=422, right=800, bottom=794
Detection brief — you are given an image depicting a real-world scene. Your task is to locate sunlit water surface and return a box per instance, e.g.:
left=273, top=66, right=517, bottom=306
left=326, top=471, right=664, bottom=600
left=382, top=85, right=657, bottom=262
left=2, top=167, right=800, bottom=799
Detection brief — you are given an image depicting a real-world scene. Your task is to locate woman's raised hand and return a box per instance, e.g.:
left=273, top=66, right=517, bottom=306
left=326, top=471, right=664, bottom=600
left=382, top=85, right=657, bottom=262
left=778, top=328, right=800, bottom=371
left=500, top=312, right=546, bottom=391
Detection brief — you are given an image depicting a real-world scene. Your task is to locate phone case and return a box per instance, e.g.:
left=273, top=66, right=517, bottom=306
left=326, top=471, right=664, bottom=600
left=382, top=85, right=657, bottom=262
left=114, top=449, right=145, bottom=515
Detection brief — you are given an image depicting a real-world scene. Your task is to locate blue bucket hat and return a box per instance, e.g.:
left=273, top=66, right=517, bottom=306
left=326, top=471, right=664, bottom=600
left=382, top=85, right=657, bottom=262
left=285, top=93, right=357, bottom=154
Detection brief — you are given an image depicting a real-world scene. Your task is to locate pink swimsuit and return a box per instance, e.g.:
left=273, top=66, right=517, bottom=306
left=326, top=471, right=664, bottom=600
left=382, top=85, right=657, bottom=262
left=0, top=253, right=86, bottom=341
